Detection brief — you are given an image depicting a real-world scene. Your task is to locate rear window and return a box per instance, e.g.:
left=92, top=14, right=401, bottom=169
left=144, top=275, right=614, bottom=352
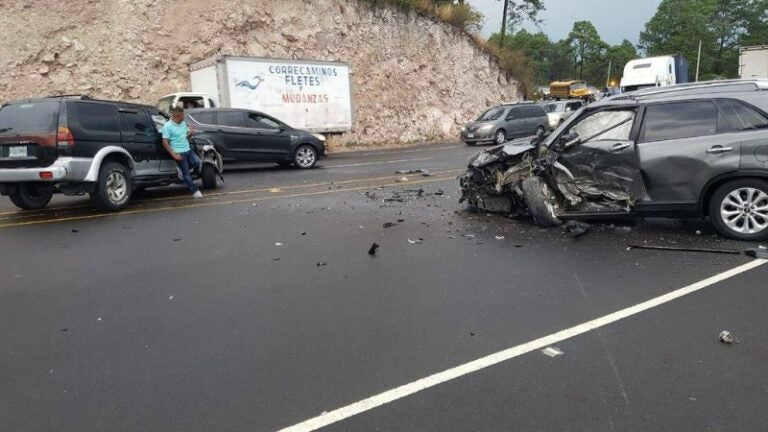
left=641, top=101, right=718, bottom=142
left=717, top=99, right=768, bottom=131
left=75, top=102, right=119, bottom=133
left=0, top=101, right=59, bottom=134
left=217, top=111, right=246, bottom=127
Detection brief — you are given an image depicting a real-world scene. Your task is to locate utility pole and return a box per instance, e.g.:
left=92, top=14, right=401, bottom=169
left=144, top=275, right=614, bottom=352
left=605, top=60, right=612, bottom=89
left=695, top=40, right=702, bottom=82
left=500, top=0, right=509, bottom=47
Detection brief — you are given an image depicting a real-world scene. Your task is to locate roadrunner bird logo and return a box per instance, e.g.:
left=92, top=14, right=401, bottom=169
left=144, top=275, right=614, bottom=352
left=235, top=76, right=265, bottom=91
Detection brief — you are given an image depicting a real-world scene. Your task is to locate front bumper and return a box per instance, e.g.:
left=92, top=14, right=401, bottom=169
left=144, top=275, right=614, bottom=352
left=0, top=157, right=92, bottom=183
left=461, top=130, right=494, bottom=142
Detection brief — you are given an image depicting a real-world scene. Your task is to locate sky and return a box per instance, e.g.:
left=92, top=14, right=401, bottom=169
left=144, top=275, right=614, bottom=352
left=466, top=0, right=663, bottom=45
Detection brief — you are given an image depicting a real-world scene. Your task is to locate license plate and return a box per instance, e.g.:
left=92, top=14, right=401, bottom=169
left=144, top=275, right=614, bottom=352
left=467, top=133, right=475, bottom=138
left=8, top=146, right=27, bottom=158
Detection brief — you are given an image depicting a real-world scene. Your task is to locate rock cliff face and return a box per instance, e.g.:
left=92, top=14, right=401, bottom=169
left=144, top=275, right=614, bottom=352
left=0, top=0, right=519, bottom=147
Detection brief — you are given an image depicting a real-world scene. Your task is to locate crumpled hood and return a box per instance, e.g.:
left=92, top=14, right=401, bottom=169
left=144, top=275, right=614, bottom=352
left=468, top=137, right=536, bottom=168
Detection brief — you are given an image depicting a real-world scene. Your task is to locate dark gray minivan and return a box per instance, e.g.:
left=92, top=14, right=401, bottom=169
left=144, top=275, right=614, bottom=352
left=461, top=102, right=549, bottom=146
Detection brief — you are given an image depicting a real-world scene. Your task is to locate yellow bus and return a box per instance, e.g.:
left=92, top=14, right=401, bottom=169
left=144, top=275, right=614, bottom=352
left=549, top=80, right=594, bottom=101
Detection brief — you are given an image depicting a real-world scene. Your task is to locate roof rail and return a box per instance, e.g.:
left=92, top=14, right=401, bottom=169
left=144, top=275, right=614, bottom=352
left=622, top=79, right=768, bottom=99
left=44, top=94, right=91, bottom=99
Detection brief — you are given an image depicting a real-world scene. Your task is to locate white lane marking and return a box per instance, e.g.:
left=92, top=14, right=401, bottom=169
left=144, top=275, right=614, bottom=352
left=277, top=259, right=767, bottom=432
left=324, top=157, right=434, bottom=169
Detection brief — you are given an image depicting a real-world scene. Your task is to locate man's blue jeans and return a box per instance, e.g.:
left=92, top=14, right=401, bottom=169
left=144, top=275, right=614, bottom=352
left=177, top=150, right=201, bottom=193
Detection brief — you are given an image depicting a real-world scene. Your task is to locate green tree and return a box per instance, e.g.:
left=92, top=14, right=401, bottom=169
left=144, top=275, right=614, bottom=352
left=496, top=0, right=546, bottom=44
left=566, top=21, right=608, bottom=80
left=604, top=40, right=638, bottom=86
left=741, top=0, right=768, bottom=45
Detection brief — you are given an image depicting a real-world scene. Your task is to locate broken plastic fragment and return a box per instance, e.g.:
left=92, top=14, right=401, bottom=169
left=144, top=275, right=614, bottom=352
left=368, top=243, right=380, bottom=256
left=745, top=248, right=768, bottom=259
left=395, top=169, right=430, bottom=175
left=396, top=177, right=410, bottom=183
left=495, top=235, right=505, bottom=240
left=719, top=330, right=738, bottom=344
left=563, top=220, right=592, bottom=238
left=542, top=347, right=563, bottom=357
left=275, top=242, right=284, bottom=246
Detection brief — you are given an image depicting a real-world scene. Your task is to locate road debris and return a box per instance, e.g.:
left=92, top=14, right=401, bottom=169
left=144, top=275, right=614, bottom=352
left=395, top=169, right=430, bottom=176
left=407, top=238, right=424, bottom=245
left=719, top=330, right=739, bottom=344
left=462, top=234, right=476, bottom=239
left=383, top=222, right=397, bottom=228
left=563, top=220, right=592, bottom=238
left=745, top=248, right=768, bottom=259
left=495, top=235, right=505, bottom=240
left=275, top=242, right=284, bottom=247
left=628, top=244, right=741, bottom=255
left=71, top=229, right=79, bottom=233
left=396, top=176, right=410, bottom=183
left=316, top=262, right=328, bottom=267
left=541, top=347, right=564, bottom=358
left=368, top=243, right=380, bottom=256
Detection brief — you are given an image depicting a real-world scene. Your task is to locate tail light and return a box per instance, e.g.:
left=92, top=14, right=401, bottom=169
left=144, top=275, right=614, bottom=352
left=57, top=126, right=74, bottom=148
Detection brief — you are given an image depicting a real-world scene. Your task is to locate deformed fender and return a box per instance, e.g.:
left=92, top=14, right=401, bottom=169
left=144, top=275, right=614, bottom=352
left=83, top=146, right=136, bottom=182
left=198, top=142, right=224, bottom=176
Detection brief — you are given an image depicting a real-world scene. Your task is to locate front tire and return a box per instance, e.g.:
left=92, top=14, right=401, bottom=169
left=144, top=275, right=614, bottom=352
left=90, top=162, right=131, bottom=211
left=494, top=130, right=506, bottom=145
left=9, top=183, right=53, bottom=210
left=293, top=145, right=318, bottom=169
left=201, top=164, right=218, bottom=189
left=521, top=176, right=562, bottom=227
left=709, top=179, right=768, bottom=241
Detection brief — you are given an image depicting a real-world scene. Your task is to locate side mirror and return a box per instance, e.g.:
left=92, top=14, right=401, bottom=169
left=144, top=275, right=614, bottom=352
left=553, top=132, right=579, bottom=151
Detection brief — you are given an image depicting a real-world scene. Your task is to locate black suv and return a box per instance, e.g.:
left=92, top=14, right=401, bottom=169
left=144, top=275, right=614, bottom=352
left=460, top=80, right=768, bottom=241
left=185, top=108, right=326, bottom=169
left=0, top=96, right=223, bottom=211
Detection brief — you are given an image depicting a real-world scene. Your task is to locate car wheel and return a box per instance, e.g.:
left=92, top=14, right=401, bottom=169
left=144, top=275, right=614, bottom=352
left=494, top=130, right=506, bottom=145
left=293, top=145, right=318, bottom=169
left=709, top=179, right=768, bottom=241
left=201, top=164, right=218, bottom=189
left=9, top=183, right=53, bottom=210
left=521, top=176, right=562, bottom=227
left=90, top=162, right=131, bottom=211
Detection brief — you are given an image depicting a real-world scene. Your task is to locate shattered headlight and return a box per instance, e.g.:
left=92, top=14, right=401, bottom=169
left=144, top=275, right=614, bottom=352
left=470, top=151, right=495, bottom=167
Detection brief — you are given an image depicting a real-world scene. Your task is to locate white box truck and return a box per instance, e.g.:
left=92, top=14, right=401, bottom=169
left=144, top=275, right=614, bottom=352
left=740, top=45, right=768, bottom=79
left=158, top=55, right=353, bottom=133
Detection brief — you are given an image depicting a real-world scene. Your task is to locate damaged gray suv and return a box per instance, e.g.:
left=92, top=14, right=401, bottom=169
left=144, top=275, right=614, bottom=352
left=460, top=80, right=768, bottom=241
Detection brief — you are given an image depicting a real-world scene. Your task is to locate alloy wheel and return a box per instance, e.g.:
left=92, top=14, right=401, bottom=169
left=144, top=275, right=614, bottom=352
left=106, top=171, right=128, bottom=203
left=720, top=187, right=768, bottom=234
left=295, top=147, right=316, bottom=168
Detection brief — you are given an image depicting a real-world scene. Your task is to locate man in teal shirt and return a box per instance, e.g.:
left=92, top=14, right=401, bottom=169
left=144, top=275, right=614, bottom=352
left=162, top=106, right=203, bottom=198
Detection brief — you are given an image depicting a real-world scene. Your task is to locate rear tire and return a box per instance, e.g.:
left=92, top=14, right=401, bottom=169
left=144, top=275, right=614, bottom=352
left=521, top=176, right=562, bottom=227
left=90, top=162, right=131, bottom=212
left=293, top=144, right=318, bottom=169
left=201, top=164, right=218, bottom=189
left=9, top=183, right=53, bottom=210
left=709, top=179, right=768, bottom=241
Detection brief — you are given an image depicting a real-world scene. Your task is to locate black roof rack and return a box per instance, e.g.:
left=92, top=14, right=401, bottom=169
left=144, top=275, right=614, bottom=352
left=44, top=94, right=91, bottom=99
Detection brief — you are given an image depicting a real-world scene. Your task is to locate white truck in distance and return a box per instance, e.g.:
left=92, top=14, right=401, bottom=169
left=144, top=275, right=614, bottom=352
left=158, top=56, right=353, bottom=133
left=740, top=45, right=768, bottom=79
left=620, top=55, right=689, bottom=93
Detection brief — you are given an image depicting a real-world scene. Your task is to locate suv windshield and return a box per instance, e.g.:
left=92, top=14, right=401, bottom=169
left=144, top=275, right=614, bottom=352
left=476, top=107, right=506, bottom=121
left=0, top=101, right=59, bottom=134
left=544, top=103, right=563, bottom=113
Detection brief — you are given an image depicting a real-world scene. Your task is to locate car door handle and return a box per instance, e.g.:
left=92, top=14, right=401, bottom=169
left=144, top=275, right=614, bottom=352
left=609, top=143, right=631, bottom=152
left=707, top=146, right=734, bottom=154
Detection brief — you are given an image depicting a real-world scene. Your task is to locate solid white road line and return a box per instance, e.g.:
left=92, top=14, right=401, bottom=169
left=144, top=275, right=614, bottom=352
left=276, top=259, right=768, bottom=432
left=324, top=157, right=434, bottom=169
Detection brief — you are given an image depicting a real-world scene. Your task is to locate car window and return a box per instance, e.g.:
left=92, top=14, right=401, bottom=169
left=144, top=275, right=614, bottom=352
left=717, top=99, right=768, bottom=131
left=151, top=114, right=167, bottom=132
left=189, top=111, right=216, bottom=125
left=217, top=111, right=246, bottom=128
left=570, top=110, right=635, bottom=142
left=119, top=109, right=154, bottom=135
left=75, top=102, right=119, bottom=133
left=566, top=102, right=581, bottom=112
left=506, top=107, right=523, bottom=119
left=477, top=107, right=506, bottom=121
left=248, top=113, right=281, bottom=130
left=208, top=98, right=216, bottom=108
left=0, top=101, right=59, bottom=134
left=641, top=101, right=718, bottom=142
left=179, top=97, right=204, bottom=109
left=528, top=106, right=546, bottom=117
left=157, top=96, right=174, bottom=114
left=543, top=103, right=562, bottom=114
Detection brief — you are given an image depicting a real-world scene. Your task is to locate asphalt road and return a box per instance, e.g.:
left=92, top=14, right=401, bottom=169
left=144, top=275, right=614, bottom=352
left=1, top=142, right=766, bottom=432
